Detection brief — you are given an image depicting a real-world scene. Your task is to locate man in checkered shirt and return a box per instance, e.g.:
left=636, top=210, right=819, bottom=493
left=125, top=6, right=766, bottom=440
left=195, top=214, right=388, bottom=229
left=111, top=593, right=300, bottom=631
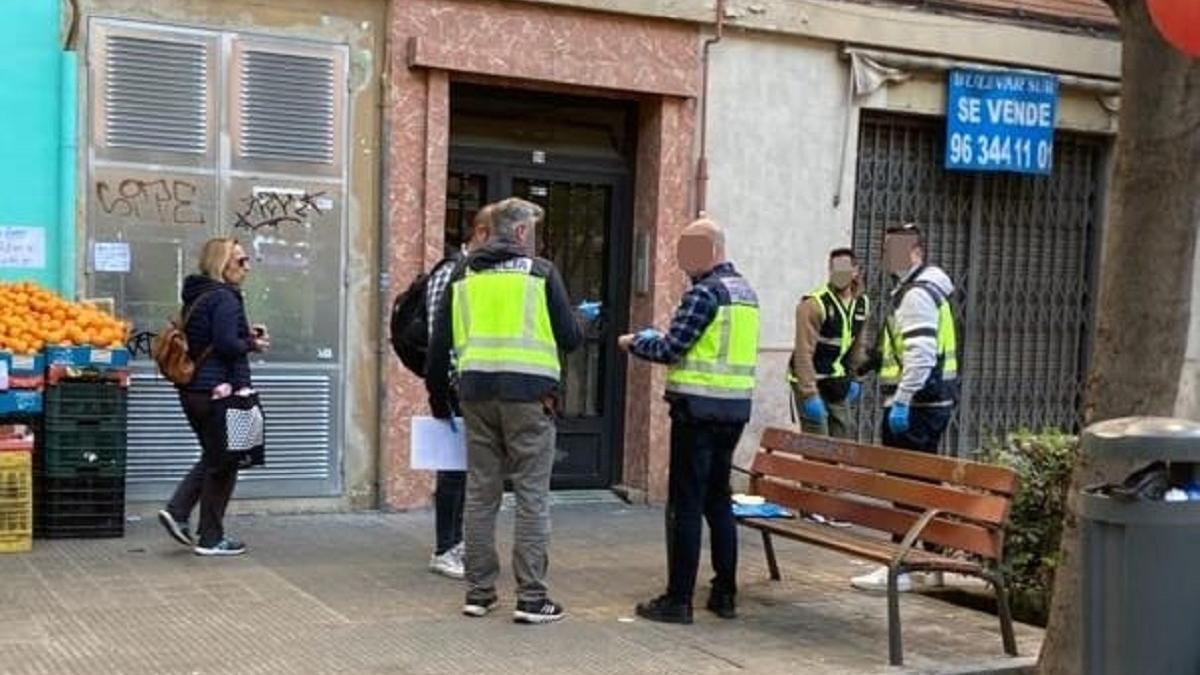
left=425, top=204, right=495, bottom=581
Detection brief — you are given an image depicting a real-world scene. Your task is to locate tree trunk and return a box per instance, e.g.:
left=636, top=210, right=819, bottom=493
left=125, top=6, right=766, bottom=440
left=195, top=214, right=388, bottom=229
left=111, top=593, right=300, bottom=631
left=1039, top=2, right=1200, bottom=673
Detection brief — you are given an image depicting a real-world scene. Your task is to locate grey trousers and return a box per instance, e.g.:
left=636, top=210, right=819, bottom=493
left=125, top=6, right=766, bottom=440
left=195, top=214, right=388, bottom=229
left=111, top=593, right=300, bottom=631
left=461, top=399, right=557, bottom=603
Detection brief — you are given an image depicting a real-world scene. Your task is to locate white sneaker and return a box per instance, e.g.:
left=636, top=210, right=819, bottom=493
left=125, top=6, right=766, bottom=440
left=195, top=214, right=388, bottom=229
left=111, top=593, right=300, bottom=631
left=922, top=571, right=946, bottom=588
left=450, top=541, right=466, bottom=565
left=430, top=548, right=465, bottom=579
left=851, top=566, right=913, bottom=593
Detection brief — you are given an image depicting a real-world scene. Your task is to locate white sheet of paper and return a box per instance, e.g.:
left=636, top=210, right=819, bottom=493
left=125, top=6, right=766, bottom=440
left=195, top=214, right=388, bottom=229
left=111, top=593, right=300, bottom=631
left=93, top=242, right=132, bottom=273
left=0, top=361, right=8, bottom=391
left=0, top=226, right=46, bottom=270
left=410, top=416, right=467, bottom=471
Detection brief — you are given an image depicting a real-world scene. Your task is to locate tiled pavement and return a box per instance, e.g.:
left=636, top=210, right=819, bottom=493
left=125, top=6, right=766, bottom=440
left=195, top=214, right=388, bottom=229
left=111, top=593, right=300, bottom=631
left=0, top=503, right=1040, bottom=674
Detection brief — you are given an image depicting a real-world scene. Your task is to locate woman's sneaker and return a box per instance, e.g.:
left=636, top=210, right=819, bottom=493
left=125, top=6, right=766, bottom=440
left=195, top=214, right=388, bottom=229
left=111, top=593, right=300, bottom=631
left=157, top=510, right=193, bottom=547
left=194, top=539, right=247, bottom=557
left=513, top=598, right=566, bottom=625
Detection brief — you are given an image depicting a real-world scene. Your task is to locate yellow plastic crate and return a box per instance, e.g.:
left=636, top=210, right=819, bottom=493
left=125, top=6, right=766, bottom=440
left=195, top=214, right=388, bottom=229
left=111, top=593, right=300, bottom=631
left=0, top=450, right=32, bottom=553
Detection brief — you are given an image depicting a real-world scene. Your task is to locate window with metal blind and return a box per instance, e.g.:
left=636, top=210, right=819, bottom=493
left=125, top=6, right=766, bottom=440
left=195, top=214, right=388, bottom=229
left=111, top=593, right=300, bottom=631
left=87, top=19, right=349, bottom=500
left=851, top=112, right=1104, bottom=456
left=230, top=40, right=346, bottom=177
left=103, top=35, right=208, bottom=154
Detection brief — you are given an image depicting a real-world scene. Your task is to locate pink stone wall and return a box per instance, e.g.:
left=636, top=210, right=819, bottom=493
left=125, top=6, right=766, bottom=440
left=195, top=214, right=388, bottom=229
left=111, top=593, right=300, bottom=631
left=383, top=0, right=699, bottom=509
left=622, top=97, right=695, bottom=503
left=403, top=0, right=699, bottom=97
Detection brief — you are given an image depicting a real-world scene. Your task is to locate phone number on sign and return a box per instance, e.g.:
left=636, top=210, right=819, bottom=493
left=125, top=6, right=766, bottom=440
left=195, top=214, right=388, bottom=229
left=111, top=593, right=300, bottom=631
left=948, top=133, right=1052, bottom=172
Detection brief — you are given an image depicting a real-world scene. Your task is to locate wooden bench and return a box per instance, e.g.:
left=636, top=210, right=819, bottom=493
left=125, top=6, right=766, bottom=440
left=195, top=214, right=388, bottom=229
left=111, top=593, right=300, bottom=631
left=737, top=428, right=1019, bottom=666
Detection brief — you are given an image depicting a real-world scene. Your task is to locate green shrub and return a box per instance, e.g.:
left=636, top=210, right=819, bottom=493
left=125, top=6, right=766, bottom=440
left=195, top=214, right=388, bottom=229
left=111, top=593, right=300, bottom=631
left=977, top=429, right=1078, bottom=625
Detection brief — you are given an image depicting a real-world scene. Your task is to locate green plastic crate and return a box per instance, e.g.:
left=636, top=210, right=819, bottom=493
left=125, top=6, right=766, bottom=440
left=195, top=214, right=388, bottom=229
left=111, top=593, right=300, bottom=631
left=40, top=420, right=127, bottom=478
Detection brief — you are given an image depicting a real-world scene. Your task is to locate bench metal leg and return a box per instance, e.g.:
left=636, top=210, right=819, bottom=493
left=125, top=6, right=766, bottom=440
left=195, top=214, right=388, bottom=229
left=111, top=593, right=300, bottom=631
left=887, top=566, right=903, bottom=666
left=990, top=572, right=1019, bottom=657
left=761, top=530, right=781, bottom=581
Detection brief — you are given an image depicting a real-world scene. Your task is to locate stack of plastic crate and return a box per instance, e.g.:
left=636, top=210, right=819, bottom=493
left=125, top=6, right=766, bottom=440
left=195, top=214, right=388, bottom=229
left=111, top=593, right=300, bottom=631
left=34, top=347, right=130, bottom=539
left=0, top=425, right=34, bottom=553
left=0, top=351, right=45, bottom=417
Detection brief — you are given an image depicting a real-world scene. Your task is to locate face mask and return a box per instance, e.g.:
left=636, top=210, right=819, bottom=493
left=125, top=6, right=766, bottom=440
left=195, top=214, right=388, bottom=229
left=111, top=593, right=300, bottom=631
left=830, top=270, right=854, bottom=289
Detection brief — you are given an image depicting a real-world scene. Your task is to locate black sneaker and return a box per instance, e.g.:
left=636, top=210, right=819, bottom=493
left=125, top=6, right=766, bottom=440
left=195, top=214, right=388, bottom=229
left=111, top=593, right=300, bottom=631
left=463, top=595, right=498, bottom=618
left=706, top=591, right=737, bottom=619
left=193, top=538, right=247, bottom=557
left=513, top=598, right=566, bottom=625
left=635, top=595, right=693, bottom=625
left=157, top=510, right=193, bottom=547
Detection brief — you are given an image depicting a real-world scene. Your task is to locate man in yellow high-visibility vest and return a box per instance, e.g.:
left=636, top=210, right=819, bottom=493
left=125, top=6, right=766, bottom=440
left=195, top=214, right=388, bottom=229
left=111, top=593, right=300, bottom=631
left=852, top=222, right=959, bottom=594
left=426, top=197, right=588, bottom=625
left=789, top=248, right=870, bottom=438
left=618, top=217, right=759, bottom=625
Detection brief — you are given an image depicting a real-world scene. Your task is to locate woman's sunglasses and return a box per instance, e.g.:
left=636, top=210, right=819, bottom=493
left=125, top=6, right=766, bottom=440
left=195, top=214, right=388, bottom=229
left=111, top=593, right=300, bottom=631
left=235, top=256, right=251, bottom=268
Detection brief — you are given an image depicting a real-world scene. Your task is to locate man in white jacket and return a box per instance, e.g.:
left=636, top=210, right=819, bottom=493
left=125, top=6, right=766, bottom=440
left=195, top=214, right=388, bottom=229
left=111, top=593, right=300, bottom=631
left=852, top=223, right=960, bottom=593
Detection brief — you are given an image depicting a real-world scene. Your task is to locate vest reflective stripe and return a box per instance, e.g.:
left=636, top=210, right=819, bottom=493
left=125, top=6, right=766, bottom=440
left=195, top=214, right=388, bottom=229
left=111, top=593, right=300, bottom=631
left=880, top=287, right=958, bottom=387
left=452, top=265, right=560, bottom=380
left=667, top=302, right=760, bottom=400
left=809, top=286, right=868, bottom=379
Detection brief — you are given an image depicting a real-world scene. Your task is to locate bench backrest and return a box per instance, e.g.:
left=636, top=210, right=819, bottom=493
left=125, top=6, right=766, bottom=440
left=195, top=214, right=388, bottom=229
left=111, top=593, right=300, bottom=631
left=749, top=428, right=1019, bottom=561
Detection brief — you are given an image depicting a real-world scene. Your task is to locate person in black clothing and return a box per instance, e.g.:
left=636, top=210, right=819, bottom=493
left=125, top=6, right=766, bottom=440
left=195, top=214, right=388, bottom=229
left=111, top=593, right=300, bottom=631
left=157, top=238, right=269, bottom=557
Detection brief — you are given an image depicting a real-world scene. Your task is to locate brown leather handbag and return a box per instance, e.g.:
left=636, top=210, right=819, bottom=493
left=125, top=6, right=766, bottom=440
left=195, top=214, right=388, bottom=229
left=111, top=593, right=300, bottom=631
left=151, top=292, right=214, bottom=385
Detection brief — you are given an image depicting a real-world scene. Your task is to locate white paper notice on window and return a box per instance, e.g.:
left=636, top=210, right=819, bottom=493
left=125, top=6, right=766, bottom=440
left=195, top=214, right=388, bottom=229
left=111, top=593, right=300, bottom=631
left=0, top=226, right=46, bottom=270
left=93, top=241, right=132, bottom=273
left=410, top=416, right=467, bottom=471
left=0, top=361, right=8, bottom=391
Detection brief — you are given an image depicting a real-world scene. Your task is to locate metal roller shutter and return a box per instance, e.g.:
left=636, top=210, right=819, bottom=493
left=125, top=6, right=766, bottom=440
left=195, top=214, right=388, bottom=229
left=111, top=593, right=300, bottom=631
left=852, top=112, right=1103, bottom=456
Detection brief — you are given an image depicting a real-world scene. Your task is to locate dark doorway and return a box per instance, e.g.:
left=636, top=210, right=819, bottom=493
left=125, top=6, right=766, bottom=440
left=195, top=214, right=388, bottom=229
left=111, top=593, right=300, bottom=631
left=447, top=84, right=637, bottom=489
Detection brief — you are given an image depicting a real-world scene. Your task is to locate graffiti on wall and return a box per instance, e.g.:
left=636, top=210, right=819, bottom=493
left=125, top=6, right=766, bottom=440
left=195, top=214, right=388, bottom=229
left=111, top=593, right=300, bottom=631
left=95, top=178, right=206, bottom=226
left=234, top=188, right=329, bottom=232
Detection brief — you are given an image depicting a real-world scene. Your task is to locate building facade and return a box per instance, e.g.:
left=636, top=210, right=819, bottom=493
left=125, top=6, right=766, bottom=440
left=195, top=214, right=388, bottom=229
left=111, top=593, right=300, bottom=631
left=0, top=0, right=75, bottom=295
left=53, top=0, right=1200, bottom=510
left=70, top=0, right=386, bottom=508
left=379, top=0, right=1123, bottom=507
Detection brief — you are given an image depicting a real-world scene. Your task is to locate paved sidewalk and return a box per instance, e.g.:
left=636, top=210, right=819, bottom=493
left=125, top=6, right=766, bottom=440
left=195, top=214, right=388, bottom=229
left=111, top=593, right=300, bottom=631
left=0, top=503, right=1040, bottom=674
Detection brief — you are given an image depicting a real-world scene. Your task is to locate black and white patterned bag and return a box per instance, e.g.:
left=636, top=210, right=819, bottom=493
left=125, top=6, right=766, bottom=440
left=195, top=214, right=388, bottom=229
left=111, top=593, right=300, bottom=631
left=222, top=392, right=266, bottom=468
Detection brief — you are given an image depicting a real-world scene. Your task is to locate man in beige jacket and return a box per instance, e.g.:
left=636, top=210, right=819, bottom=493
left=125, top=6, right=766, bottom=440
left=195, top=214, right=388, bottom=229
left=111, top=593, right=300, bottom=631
left=789, top=248, right=870, bottom=438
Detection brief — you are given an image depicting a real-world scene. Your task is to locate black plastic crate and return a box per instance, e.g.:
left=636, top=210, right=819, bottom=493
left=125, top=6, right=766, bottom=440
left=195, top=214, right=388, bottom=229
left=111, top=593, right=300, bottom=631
left=33, top=475, right=125, bottom=539
left=43, top=381, right=128, bottom=423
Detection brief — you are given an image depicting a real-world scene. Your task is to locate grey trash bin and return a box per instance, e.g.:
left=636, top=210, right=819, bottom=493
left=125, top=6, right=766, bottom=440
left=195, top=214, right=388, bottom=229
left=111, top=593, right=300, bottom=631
left=1080, top=417, right=1200, bottom=675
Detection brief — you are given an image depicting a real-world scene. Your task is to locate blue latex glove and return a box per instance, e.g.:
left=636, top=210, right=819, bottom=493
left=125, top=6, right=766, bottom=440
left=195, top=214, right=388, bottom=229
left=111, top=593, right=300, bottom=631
left=577, top=300, right=602, bottom=323
left=847, top=381, right=862, bottom=404
left=888, top=403, right=911, bottom=435
left=802, top=396, right=828, bottom=424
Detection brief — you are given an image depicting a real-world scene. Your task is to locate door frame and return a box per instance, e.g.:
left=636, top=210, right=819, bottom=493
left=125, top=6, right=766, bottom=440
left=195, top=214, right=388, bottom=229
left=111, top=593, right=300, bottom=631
left=448, top=146, right=634, bottom=489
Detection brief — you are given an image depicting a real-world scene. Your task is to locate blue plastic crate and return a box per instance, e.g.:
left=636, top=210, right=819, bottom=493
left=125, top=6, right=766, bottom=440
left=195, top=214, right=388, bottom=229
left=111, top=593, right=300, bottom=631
left=0, top=391, right=42, bottom=415
left=43, top=347, right=130, bottom=369
left=0, top=352, right=46, bottom=378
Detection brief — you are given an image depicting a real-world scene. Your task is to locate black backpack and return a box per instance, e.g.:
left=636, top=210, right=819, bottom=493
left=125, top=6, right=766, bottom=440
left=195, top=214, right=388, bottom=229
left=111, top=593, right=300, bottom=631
left=389, top=258, right=455, bottom=378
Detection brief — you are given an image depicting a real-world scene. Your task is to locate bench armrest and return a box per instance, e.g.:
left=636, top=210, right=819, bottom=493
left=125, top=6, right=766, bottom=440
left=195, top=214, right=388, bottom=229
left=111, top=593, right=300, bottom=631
left=890, top=508, right=943, bottom=570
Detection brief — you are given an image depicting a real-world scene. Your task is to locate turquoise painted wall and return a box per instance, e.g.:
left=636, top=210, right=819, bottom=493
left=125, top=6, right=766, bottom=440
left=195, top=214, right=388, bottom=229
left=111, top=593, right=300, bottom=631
left=0, top=0, right=75, bottom=296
